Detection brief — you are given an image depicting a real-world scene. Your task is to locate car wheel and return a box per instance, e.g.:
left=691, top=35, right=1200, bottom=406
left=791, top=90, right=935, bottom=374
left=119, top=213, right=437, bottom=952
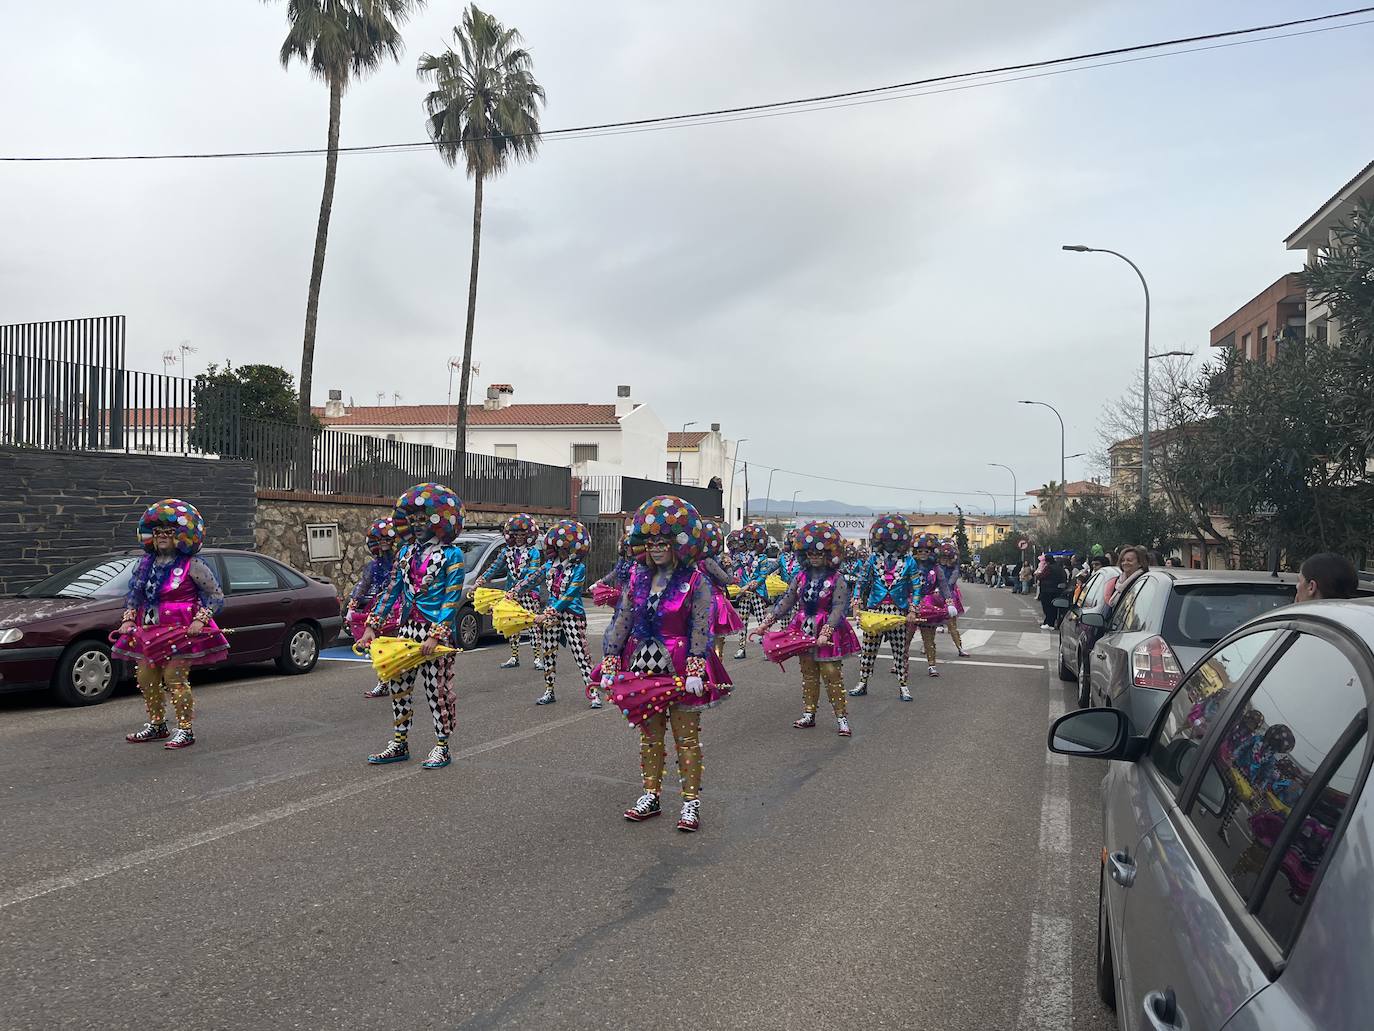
left=1096, top=863, right=1117, bottom=1010
left=1057, top=637, right=1076, bottom=682
left=275, top=623, right=320, bottom=675
left=1077, top=656, right=1091, bottom=709
left=457, top=608, right=480, bottom=651
left=52, top=639, right=117, bottom=706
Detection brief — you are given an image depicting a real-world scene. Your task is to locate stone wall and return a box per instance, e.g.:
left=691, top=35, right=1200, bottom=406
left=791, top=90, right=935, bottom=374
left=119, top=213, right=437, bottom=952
left=254, top=492, right=516, bottom=598
left=0, top=447, right=256, bottom=594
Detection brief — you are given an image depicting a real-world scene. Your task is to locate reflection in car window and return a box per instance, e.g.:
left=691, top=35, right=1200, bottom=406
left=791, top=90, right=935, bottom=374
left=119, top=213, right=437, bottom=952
left=1169, top=587, right=1296, bottom=649
left=222, top=555, right=280, bottom=593
left=1150, top=630, right=1282, bottom=796
left=1187, top=634, right=1367, bottom=934
left=1110, top=578, right=1144, bottom=631
left=1121, top=576, right=1163, bottom=633
left=23, top=556, right=138, bottom=599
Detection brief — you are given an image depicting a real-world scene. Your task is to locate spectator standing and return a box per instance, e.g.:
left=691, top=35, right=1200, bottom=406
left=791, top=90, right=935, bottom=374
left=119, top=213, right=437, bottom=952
left=1296, top=552, right=1359, bottom=601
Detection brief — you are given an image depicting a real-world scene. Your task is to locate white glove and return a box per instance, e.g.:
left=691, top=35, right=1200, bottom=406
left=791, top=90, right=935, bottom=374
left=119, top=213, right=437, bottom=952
left=601, top=675, right=616, bottom=691
left=947, top=605, right=958, bottom=619
left=685, top=676, right=705, bottom=697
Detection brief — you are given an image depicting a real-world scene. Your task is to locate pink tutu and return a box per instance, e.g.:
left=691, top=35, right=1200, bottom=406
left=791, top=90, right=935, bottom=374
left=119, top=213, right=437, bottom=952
left=785, top=612, right=861, bottom=661
left=593, top=636, right=732, bottom=710
left=347, top=603, right=398, bottom=641
left=111, top=621, right=229, bottom=667
left=950, top=584, right=965, bottom=615
left=711, top=589, right=744, bottom=635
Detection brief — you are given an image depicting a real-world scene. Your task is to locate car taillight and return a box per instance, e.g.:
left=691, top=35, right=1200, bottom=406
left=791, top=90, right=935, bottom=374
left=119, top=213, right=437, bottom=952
left=1132, top=635, right=1183, bottom=690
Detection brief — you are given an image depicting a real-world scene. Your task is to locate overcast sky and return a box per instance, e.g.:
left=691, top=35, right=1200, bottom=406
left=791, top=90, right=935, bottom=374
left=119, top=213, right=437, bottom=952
left=4, top=1, right=1371, bottom=514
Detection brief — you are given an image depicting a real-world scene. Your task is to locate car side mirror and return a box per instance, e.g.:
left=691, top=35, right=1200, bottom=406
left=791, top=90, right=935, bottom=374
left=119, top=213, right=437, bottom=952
left=1079, top=612, right=1105, bottom=628
left=1047, top=708, right=1129, bottom=759
left=1052, top=597, right=1070, bottom=609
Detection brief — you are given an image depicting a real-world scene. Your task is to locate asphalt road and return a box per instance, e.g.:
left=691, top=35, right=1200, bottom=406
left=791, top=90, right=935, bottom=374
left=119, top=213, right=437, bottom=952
left=0, top=584, right=1115, bottom=1031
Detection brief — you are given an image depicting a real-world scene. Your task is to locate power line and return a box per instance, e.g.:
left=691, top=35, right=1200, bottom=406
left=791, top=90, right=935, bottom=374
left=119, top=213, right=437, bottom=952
left=734, top=458, right=1029, bottom=503
left=4, top=6, right=1370, bottom=162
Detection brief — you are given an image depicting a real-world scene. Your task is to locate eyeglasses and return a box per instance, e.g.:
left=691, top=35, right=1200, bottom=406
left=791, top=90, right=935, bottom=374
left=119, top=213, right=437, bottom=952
left=644, top=539, right=672, bottom=550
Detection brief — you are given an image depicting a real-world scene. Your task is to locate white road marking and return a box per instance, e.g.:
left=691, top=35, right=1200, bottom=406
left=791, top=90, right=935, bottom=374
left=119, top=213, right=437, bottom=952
left=1016, top=913, right=1074, bottom=1031
left=983, top=607, right=1004, bottom=616
left=949, top=660, right=1045, bottom=670
left=0, top=708, right=603, bottom=911
left=955, top=629, right=994, bottom=651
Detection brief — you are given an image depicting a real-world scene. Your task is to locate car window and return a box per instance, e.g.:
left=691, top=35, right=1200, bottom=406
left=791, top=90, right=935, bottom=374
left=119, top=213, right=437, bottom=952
left=273, top=563, right=307, bottom=589
left=22, top=556, right=138, bottom=599
left=221, top=554, right=281, bottom=593
left=1167, top=585, right=1297, bottom=649
left=1149, top=629, right=1282, bottom=796
left=1110, top=578, right=1144, bottom=631
left=1084, top=571, right=1109, bottom=608
left=1186, top=633, right=1367, bottom=931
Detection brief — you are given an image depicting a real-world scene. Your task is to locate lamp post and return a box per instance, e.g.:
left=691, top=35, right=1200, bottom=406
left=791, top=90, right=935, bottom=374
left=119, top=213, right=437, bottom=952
left=676, top=421, right=698, bottom=484
left=977, top=490, right=997, bottom=517
left=764, top=468, right=776, bottom=517
left=791, top=490, right=801, bottom=517
left=728, top=438, right=748, bottom=527
left=1017, top=399, right=1066, bottom=495
left=988, top=463, right=1018, bottom=522
left=1062, top=245, right=1151, bottom=506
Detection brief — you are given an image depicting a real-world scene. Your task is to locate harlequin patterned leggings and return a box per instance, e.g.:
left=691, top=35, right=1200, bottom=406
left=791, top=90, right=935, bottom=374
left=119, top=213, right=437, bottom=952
left=137, top=663, right=193, bottom=729
left=537, top=612, right=595, bottom=695
left=385, top=622, right=456, bottom=746
left=800, top=655, right=847, bottom=716
left=858, top=604, right=910, bottom=686
left=511, top=592, right=546, bottom=663
left=639, top=707, right=703, bottom=801
left=737, top=592, right=767, bottom=644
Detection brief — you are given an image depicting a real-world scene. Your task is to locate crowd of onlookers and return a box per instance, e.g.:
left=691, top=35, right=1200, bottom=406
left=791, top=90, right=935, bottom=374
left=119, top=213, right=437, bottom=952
left=973, top=548, right=1362, bottom=631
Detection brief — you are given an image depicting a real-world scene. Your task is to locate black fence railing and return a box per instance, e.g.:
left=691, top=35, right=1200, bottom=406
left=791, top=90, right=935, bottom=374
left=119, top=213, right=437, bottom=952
left=576, top=474, right=723, bottom=518
left=243, top=418, right=572, bottom=510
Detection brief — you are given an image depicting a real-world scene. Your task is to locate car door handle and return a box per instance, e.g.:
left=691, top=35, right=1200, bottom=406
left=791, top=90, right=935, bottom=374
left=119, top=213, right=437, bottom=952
left=1095, top=651, right=1106, bottom=661
left=1107, top=850, right=1136, bottom=888
left=1143, top=988, right=1187, bottom=1030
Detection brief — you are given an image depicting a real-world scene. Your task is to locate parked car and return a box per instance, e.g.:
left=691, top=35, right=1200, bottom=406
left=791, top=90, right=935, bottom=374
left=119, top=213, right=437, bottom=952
left=1056, top=565, right=1122, bottom=707
left=1049, top=597, right=1374, bottom=1031
left=0, top=549, right=342, bottom=706
left=1077, top=570, right=1314, bottom=732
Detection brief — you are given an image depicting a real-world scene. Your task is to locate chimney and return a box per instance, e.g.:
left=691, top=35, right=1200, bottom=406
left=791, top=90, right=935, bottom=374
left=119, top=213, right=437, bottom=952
left=710, top=422, right=720, bottom=433
left=615, top=384, right=634, bottom=418
left=324, top=389, right=346, bottom=419
left=484, top=384, right=515, bottom=410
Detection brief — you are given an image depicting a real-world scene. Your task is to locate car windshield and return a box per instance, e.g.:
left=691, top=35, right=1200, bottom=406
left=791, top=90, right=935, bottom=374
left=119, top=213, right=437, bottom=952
left=22, top=555, right=138, bottom=599
left=1166, top=584, right=1296, bottom=647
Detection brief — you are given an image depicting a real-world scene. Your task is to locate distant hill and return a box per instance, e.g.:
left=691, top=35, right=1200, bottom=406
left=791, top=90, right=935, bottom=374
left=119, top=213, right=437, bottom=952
left=747, top=498, right=882, bottom=516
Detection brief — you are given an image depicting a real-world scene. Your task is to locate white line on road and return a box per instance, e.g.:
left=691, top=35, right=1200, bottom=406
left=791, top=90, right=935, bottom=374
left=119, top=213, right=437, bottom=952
left=0, top=708, right=603, bottom=911
left=1016, top=912, right=1074, bottom=1031
left=948, top=660, right=1045, bottom=670
left=983, top=607, right=1004, bottom=616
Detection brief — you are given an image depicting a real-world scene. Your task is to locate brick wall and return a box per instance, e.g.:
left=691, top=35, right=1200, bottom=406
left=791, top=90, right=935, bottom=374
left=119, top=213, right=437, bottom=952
left=0, top=447, right=256, bottom=594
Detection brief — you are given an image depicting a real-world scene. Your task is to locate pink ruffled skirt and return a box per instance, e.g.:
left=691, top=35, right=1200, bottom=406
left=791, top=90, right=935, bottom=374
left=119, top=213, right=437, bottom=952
left=787, top=612, right=861, bottom=661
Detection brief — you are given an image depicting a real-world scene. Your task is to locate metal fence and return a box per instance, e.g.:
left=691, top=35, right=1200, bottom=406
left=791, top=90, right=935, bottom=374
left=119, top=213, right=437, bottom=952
left=1, top=315, right=126, bottom=369
left=244, top=418, right=571, bottom=509
left=576, top=474, right=723, bottom=518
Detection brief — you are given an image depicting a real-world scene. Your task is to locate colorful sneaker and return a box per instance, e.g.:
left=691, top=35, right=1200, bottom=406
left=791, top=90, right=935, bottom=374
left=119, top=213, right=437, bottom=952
left=733, top=646, right=747, bottom=660
left=898, top=686, right=913, bottom=702
left=421, top=744, right=451, bottom=769
left=533, top=659, right=546, bottom=672
left=624, top=793, right=661, bottom=821
left=126, top=721, right=170, bottom=743
left=588, top=691, right=603, bottom=710
left=847, top=681, right=868, bottom=697
left=164, top=728, right=195, bottom=749
left=367, top=740, right=410, bottom=764
left=536, top=688, right=556, bottom=705
left=499, top=656, right=520, bottom=670
left=364, top=683, right=388, bottom=698
left=928, top=665, right=940, bottom=678
left=793, top=712, right=817, bottom=729
left=837, top=716, right=852, bottom=737
left=677, top=799, right=701, bottom=833
left=957, top=650, right=970, bottom=658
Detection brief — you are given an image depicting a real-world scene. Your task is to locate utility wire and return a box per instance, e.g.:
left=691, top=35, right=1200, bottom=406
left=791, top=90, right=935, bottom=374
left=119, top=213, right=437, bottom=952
left=733, top=458, right=1032, bottom=503
left=4, top=6, right=1370, bottom=162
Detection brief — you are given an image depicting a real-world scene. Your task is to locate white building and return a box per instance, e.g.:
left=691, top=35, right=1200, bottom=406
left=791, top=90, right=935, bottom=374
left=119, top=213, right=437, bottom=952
left=1285, top=159, right=1374, bottom=346
left=318, top=383, right=668, bottom=481
left=667, top=426, right=745, bottom=527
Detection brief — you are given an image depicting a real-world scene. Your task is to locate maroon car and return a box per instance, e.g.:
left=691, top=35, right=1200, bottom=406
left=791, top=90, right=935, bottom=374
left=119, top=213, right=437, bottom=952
left=0, top=549, right=342, bottom=705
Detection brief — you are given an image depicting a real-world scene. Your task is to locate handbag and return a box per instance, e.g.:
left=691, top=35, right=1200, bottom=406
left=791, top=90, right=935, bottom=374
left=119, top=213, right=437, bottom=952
left=605, top=672, right=686, bottom=727
left=762, top=627, right=817, bottom=667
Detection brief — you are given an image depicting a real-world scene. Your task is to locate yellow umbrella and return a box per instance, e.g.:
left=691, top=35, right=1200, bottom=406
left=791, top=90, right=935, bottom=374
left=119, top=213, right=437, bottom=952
left=765, top=573, right=788, bottom=599
left=726, top=584, right=741, bottom=598
left=473, top=587, right=504, bottom=616
left=859, top=610, right=908, bottom=636
left=492, top=598, right=539, bottom=639
left=354, top=636, right=457, bottom=682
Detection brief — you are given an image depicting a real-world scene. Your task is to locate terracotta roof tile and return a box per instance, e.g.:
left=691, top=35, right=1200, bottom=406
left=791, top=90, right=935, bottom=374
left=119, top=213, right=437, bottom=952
left=312, top=403, right=620, bottom=427
left=667, top=431, right=709, bottom=448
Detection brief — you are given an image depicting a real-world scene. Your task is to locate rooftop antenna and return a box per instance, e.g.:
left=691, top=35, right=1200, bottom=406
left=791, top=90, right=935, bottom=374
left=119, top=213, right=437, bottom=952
left=376, top=391, right=386, bottom=406
left=392, top=392, right=402, bottom=405
left=161, top=350, right=178, bottom=373
left=176, top=340, right=197, bottom=377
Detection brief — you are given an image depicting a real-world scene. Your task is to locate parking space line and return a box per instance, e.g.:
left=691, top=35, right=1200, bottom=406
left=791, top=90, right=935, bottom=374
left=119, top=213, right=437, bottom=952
left=0, top=707, right=603, bottom=911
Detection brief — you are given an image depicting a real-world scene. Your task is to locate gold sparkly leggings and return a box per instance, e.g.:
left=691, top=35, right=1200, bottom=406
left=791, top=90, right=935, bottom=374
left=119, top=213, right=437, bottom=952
left=799, top=655, right=847, bottom=716
left=137, top=663, right=193, bottom=729
left=639, top=707, right=703, bottom=801
left=946, top=618, right=964, bottom=651
left=904, top=625, right=939, bottom=665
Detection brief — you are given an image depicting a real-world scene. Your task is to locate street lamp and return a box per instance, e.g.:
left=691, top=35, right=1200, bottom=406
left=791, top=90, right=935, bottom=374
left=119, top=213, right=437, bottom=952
left=764, top=468, right=776, bottom=517
left=791, top=490, right=801, bottom=516
left=1017, top=399, right=1066, bottom=494
left=988, top=462, right=1018, bottom=520
left=977, top=490, right=997, bottom=517
left=1062, top=244, right=1151, bottom=505
left=728, top=438, right=748, bottom=527
left=676, top=421, right=698, bottom=484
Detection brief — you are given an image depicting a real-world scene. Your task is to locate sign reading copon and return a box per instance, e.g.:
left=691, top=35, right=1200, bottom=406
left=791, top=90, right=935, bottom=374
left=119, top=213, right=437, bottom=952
left=806, top=515, right=878, bottom=541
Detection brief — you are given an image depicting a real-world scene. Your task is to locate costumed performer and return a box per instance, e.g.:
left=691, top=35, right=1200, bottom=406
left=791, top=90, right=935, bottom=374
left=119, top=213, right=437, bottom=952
left=348, top=516, right=406, bottom=698
left=473, top=513, right=545, bottom=671
left=699, top=519, right=743, bottom=659
left=849, top=514, right=919, bottom=701
left=732, top=523, right=776, bottom=659
left=937, top=538, right=970, bottom=658
left=514, top=519, right=601, bottom=708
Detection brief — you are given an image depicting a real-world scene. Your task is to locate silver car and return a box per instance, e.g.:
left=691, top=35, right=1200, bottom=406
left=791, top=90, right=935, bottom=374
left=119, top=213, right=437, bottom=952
left=1050, top=598, right=1374, bottom=1031
left=1080, top=570, right=1302, bottom=732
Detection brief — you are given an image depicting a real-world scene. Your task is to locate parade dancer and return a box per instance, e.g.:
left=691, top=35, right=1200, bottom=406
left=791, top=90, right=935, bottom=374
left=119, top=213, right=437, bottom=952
left=598, top=495, right=731, bottom=832
left=760, top=521, right=860, bottom=735
left=348, top=516, right=406, bottom=698
left=474, top=513, right=545, bottom=670
left=732, top=523, right=775, bottom=659
left=840, top=543, right=862, bottom=603
left=594, top=534, right=636, bottom=592
left=515, top=519, right=601, bottom=708
left=849, top=514, right=919, bottom=701
left=358, top=483, right=465, bottom=770
left=937, top=539, right=970, bottom=658
left=776, top=528, right=802, bottom=584
left=903, top=532, right=957, bottom=678
left=115, top=499, right=230, bottom=749
left=699, top=519, right=743, bottom=659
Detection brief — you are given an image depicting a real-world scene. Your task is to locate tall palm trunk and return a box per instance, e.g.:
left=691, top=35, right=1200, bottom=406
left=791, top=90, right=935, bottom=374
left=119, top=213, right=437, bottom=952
left=453, top=166, right=484, bottom=486
left=297, top=76, right=343, bottom=489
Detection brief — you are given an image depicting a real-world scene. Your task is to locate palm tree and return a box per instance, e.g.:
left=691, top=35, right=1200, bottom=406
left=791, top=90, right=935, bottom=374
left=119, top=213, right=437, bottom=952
left=268, top=0, right=425, bottom=484
left=1038, top=480, right=1067, bottom=532
left=417, top=4, right=544, bottom=482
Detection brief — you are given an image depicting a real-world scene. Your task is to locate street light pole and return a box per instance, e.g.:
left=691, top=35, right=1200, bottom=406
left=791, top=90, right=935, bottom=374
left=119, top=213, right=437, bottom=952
left=988, top=463, right=1018, bottom=521
left=1062, top=245, right=1150, bottom=506
left=1017, top=399, right=1067, bottom=495
left=677, top=421, right=698, bottom=485
left=764, top=469, right=776, bottom=518
left=727, top=438, right=748, bottom=528
left=791, top=490, right=801, bottom=516
left=978, top=490, right=997, bottom=517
